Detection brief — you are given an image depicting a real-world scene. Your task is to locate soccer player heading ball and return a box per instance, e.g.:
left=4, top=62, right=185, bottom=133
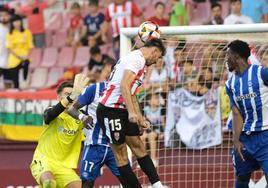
left=96, top=38, right=165, bottom=188
left=226, top=40, right=268, bottom=188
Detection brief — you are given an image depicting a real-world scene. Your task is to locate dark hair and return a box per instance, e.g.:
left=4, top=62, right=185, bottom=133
left=185, top=59, right=193, bottom=65
left=0, top=6, right=10, bottom=13
left=57, top=81, right=73, bottom=94
left=155, top=2, right=165, bottom=9
left=175, top=40, right=186, bottom=51
left=71, top=2, right=80, bottom=9
left=230, top=0, right=241, bottom=3
left=144, top=38, right=166, bottom=56
left=211, top=3, right=221, bottom=10
left=228, top=40, right=250, bottom=60
left=89, top=0, right=99, bottom=6
left=9, top=14, right=24, bottom=34
left=90, top=45, right=101, bottom=55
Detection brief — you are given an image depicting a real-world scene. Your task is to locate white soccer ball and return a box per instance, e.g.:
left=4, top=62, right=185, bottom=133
left=138, top=21, right=161, bottom=43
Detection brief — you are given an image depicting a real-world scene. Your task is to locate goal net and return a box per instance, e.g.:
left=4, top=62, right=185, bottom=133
left=120, top=24, right=268, bottom=188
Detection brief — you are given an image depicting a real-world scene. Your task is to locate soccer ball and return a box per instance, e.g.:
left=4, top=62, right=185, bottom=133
left=138, top=21, right=161, bottom=43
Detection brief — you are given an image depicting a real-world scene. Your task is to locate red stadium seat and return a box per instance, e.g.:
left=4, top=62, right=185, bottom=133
left=29, top=68, right=48, bottom=89
left=40, top=47, right=59, bottom=67
left=52, top=29, right=68, bottom=48
left=57, top=47, right=74, bottom=68
left=45, top=67, right=64, bottom=87
left=73, top=47, right=90, bottom=67
left=29, top=48, right=42, bottom=69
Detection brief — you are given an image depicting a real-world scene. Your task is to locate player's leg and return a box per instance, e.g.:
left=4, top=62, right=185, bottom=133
left=104, top=146, right=131, bottom=187
left=80, top=145, right=104, bottom=188
left=56, top=166, right=81, bottom=188
left=125, top=135, right=163, bottom=188
left=148, top=131, right=158, bottom=166
left=110, top=143, right=142, bottom=188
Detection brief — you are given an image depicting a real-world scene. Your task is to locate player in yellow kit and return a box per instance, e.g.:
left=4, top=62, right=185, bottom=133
left=30, top=74, right=92, bottom=188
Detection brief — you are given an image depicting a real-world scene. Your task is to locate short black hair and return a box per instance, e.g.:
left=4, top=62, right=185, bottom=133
left=0, top=6, right=10, bottom=13
left=230, top=0, right=241, bottom=3
left=89, top=0, right=98, bottom=6
left=144, top=38, right=166, bottom=56
left=155, top=2, right=165, bottom=9
left=228, top=40, right=250, bottom=60
left=90, top=45, right=101, bottom=55
left=57, top=81, right=73, bottom=94
left=211, top=3, right=221, bottom=10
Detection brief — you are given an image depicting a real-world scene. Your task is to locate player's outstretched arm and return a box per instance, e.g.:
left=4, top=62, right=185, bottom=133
left=232, top=106, right=245, bottom=161
left=44, top=74, right=89, bottom=125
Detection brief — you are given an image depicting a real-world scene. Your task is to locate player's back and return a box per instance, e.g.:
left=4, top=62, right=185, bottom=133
left=100, top=50, right=146, bottom=109
left=226, top=64, right=268, bottom=132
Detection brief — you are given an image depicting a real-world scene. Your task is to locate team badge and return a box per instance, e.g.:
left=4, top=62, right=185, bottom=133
left=114, top=132, right=120, bottom=141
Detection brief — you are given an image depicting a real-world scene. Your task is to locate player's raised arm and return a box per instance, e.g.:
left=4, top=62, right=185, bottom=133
left=44, top=74, right=89, bottom=124
left=121, top=70, right=138, bottom=123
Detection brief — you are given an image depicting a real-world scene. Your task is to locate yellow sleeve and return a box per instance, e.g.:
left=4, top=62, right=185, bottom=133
left=6, top=33, right=14, bottom=49
left=26, top=30, right=34, bottom=49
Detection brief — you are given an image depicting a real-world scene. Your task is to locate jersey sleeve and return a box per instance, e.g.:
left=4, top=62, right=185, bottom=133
left=225, top=84, right=236, bottom=108
left=131, top=2, right=142, bottom=16
left=125, top=60, right=144, bottom=75
left=261, top=67, right=268, bottom=86
left=77, top=84, right=96, bottom=106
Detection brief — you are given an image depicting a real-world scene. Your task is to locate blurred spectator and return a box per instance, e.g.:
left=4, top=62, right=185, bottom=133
left=0, top=6, right=10, bottom=81
left=103, top=0, right=144, bottom=60
left=17, top=0, right=56, bottom=47
left=196, top=67, right=213, bottom=96
left=169, top=0, right=188, bottom=26
left=6, top=14, right=33, bottom=89
left=66, top=2, right=84, bottom=48
left=206, top=3, right=223, bottom=25
left=224, top=0, right=253, bottom=24
left=81, top=0, right=105, bottom=48
left=241, top=0, right=268, bottom=23
left=141, top=93, right=165, bottom=167
left=258, top=45, right=268, bottom=67
left=88, top=45, right=113, bottom=72
left=148, top=2, right=169, bottom=26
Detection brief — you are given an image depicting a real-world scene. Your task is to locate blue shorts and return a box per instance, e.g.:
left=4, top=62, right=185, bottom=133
left=232, top=130, right=268, bottom=176
left=80, top=144, right=120, bottom=181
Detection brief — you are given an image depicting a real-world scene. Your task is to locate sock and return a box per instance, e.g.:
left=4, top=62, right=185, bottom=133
left=118, top=163, right=142, bottom=188
left=235, top=180, right=249, bottom=188
left=137, top=155, right=160, bottom=185
left=42, top=179, right=56, bottom=188
left=153, top=181, right=164, bottom=188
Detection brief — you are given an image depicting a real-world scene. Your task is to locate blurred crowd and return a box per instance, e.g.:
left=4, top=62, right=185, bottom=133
left=0, top=0, right=268, bottom=166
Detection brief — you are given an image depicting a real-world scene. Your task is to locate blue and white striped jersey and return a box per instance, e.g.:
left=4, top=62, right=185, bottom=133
left=78, top=82, right=108, bottom=146
left=226, top=65, right=268, bottom=132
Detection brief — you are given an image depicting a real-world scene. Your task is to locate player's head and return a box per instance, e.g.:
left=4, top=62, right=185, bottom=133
left=155, top=2, right=165, bottom=17
left=0, top=6, right=10, bottom=25
left=226, top=40, right=250, bottom=72
left=56, top=81, right=74, bottom=101
left=211, top=3, right=222, bottom=18
left=143, top=38, right=165, bottom=66
left=230, top=0, right=241, bottom=14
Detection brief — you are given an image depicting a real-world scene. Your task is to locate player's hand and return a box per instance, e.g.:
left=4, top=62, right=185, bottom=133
left=233, top=140, right=245, bottom=162
left=80, top=115, right=94, bottom=130
left=138, top=116, right=151, bottom=130
left=70, top=74, right=90, bottom=99
left=128, top=113, right=139, bottom=123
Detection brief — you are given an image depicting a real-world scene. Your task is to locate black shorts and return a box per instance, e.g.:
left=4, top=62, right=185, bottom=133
left=96, top=103, right=140, bottom=145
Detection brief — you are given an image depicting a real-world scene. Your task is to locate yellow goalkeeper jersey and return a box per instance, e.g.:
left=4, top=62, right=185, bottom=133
left=34, top=112, right=83, bottom=169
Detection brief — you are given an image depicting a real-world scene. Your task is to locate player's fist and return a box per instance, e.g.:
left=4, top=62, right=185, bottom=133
left=128, top=113, right=139, bottom=123
left=70, top=74, right=90, bottom=99
left=138, top=117, right=151, bottom=130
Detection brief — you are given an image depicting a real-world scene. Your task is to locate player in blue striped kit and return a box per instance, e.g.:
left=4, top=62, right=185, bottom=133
left=226, top=40, right=268, bottom=188
left=68, top=63, right=128, bottom=188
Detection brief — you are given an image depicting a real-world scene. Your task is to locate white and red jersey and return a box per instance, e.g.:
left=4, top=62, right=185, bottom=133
left=100, top=50, right=146, bottom=109
left=105, top=1, right=142, bottom=37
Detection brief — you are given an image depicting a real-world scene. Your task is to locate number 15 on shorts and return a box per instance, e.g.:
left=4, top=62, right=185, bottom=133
left=104, top=118, right=122, bottom=143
